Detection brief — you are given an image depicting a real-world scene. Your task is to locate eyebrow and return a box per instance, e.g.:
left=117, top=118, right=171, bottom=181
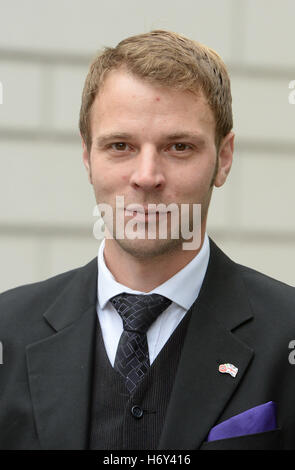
left=95, top=132, right=206, bottom=148
left=95, top=133, right=133, bottom=148
left=164, top=133, right=206, bottom=145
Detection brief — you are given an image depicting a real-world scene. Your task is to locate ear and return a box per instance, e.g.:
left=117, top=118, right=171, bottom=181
left=81, top=135, right=93, bottom=185
left=214, top=131, right=234, bottom=188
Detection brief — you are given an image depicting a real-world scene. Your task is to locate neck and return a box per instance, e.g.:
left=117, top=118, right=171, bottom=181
left=103, top=232, right=206, bottom=292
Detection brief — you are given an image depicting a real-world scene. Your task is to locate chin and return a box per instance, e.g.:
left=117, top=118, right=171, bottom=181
left=113, top=237, right=183, bottom=259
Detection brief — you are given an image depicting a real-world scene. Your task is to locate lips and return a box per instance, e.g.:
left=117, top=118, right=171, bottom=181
left=124, top=204, right=171, bottom=215
left=126, top=206, right=158, bottom=214
left=124, top=208, right=161, bottom=217
left=124, top=205, right=172, bottom=224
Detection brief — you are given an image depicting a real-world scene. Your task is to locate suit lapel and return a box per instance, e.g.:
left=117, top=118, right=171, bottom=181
left=158, top=239, right=254, bottom=450
left=26, top=258, right=98, bottom=450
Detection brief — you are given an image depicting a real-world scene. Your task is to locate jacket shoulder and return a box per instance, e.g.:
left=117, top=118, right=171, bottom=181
left=236, top=263, right=295, bottom=327
left=238, top=262, right=294, bottom=300
left=0, top=264, right=85, bottom=326
left=209, top=238, right=294, bottom=311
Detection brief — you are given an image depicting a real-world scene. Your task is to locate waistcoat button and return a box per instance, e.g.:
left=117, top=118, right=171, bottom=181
left=131, top=405, right=144, bottom=418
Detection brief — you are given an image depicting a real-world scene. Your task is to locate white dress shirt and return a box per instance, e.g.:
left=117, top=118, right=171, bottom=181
left=96, top=233, right=210, bottom=366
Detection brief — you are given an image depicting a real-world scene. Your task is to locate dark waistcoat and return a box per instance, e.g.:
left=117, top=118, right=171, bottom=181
left=88, top=308, right=192, bottom=450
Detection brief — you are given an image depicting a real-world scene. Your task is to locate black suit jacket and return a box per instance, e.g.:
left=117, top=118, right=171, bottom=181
left=0, top=238, right=294, bottom=450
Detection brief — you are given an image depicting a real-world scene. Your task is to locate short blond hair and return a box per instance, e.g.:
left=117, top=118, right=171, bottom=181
left=79, top=30, right=233, bottom=152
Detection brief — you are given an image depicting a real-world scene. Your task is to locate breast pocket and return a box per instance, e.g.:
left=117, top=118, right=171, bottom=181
left=199, top=429, right=282, bottom=450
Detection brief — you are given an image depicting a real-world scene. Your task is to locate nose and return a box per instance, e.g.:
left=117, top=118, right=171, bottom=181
left=129, top=146, right=165, bottom=191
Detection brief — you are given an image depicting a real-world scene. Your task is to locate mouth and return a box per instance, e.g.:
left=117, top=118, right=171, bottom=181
left=124, top=205, right=171, bottom=221
left=124, top=209, right=162, bottom=219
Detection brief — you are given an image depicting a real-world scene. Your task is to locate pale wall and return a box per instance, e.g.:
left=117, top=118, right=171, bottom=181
left=0, top=0, right=294, bottom=291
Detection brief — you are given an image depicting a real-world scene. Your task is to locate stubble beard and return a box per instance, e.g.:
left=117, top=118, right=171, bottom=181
left=112, top=229, right=185, bottom=260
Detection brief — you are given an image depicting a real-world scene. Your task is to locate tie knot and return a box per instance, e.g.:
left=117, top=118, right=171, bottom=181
left=110, top=293, right=172, bottom=333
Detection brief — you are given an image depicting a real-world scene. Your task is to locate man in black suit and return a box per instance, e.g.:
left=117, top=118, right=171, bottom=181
left=0, top=30, right=294, bottom=450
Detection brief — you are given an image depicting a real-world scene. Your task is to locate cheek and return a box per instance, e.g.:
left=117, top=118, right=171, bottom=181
left=169, top=170, right=212, bottom=201
left=91, top=164, right=128, bottom=196
left=91, top=173, right=112, bottom=197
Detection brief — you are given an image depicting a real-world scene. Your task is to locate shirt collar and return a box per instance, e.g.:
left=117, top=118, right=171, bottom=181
left=97, top=233, right=210, bottom=310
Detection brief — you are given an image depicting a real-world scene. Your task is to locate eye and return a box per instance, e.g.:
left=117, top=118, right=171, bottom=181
left=110, top=142, right=129, bottom=151
left=171, top=143, right=192, bottom=152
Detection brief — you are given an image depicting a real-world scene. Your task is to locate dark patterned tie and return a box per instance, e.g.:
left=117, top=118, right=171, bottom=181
left=110, top=293, right=172, bottom=393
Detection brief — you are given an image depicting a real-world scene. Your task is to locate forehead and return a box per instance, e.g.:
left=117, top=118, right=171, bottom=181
left=90, top=69, right=215, bottom=137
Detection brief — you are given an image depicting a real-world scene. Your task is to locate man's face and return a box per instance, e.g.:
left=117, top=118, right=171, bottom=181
left=82, top=68, right=233, bottom=258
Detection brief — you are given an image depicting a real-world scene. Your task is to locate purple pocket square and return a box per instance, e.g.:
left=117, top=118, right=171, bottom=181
left=207, top=401, right=277, bottom=442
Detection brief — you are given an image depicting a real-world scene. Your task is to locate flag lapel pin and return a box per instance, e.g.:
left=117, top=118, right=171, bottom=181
left=219, top=363, right=238, bottom=378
